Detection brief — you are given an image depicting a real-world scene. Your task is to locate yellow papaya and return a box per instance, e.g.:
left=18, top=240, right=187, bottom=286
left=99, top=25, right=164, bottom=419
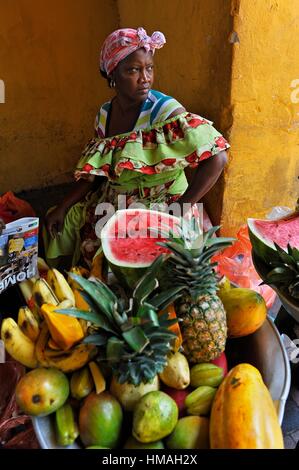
left=41, top=303, right=84, bottom=351
left=219, top=287, right=267, bottom=338
left=210, top=363, right=284, bottom=449
left=159, top=304, right=182, bottom=352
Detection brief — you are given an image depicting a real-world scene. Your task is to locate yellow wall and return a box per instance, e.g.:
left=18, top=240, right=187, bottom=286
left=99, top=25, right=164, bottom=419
left=117, top=0, right=233, bottom=225
left=221, top=0, right=299, bottom=235
left=0, top=0, right=117, bottom=192
left=1, top=0, right=298, bottom=235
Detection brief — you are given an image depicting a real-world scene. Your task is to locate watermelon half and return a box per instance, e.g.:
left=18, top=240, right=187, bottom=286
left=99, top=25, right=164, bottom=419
left=247, top=211, right=299, bottom=262
left=101, top=209, right=181, bottom=289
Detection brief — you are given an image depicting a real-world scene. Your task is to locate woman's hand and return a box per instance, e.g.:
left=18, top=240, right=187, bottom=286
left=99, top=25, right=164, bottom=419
left=45, top=206, right=67, bottom=239
left=44, top=179, right=97, bottom=239
left=0, top=217, right=5, bottom=235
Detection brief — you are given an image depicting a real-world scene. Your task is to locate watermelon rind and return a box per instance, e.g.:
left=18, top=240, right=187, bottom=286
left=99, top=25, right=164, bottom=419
left=100, top=209, right=181, bottom=290
left=247, top=212, right=299, bottom=263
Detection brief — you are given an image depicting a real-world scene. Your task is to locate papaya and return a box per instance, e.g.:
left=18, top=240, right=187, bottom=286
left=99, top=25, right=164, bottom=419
left=210, top=363, right=284, bottom=449
left=218, top=287, right=267, bottom=338
left=158, top=304, right=182, bottom=351
left=41, top=303, right=84, bottom=351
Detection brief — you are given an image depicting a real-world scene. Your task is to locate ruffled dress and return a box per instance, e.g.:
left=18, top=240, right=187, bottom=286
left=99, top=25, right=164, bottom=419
left=44, top=92, right=230, bottom=267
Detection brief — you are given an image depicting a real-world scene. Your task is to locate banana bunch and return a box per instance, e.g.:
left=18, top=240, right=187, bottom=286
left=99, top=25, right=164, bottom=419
left=47, top=268, right=75, bottom=306
left=2, top=264, right=95, bottom=371
left=35, top=322, right=97, bottom=373
left=18, top=306, right=40, bottom=342
left=1, top=317, right=38, bottom=368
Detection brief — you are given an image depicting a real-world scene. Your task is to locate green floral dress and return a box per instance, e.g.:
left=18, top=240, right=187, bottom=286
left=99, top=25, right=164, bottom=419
left=44, top=110, right=229, bottom=267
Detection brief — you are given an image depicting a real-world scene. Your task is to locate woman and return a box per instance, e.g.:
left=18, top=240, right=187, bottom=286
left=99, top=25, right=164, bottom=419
left=44, top=27, right=229, bottom=269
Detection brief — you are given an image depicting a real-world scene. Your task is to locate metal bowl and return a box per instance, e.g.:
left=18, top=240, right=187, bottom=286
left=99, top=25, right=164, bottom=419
left=32, top=316, right=291, bottom=449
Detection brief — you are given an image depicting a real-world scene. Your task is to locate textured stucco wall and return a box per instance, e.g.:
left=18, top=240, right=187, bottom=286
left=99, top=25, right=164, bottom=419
left=221, top=0, right=299, bottom=235
left=0, top=0, right=117, bottom=193
left=117, top=0, right=233, bottom=225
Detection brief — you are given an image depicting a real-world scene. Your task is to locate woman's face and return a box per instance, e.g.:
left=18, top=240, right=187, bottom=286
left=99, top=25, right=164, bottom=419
left=112, top=48, right=154, bottom=103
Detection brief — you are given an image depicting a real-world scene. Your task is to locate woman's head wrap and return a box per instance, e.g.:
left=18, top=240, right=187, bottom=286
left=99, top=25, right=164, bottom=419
left=100, top=27, right=166, bottom=76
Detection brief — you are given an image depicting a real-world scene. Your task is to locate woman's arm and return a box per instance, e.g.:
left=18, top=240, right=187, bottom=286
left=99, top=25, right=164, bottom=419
left=178, top=150, right=228, bottom=205
left=45, top=178, right=95, bottom=239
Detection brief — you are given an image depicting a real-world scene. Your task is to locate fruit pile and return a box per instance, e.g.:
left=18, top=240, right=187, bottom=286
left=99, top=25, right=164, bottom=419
left=0, top=209, right=286, bottom=449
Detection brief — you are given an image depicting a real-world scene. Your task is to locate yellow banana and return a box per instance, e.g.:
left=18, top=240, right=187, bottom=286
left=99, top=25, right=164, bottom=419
left=44, top=343, right=97, bottom=373
left=35, top=321, right=96, bottom=372
left=47, top=268, right=75, bottom=306
left=1, top=318, right=37, bottom=368
left=32, top=278, right=59, bottom=309
left=58, top=299, right=74, bottom=308
left=18, top=279, right=39, bottom=319
left=47, top=337, right=61, bottom=350
left=17, top=306, right=40, bottom=342
left=35, top=321, right=51, bottom=367
left=37, top=256, right=50, bottom=275
left=68, top=266, right=89, bottom=290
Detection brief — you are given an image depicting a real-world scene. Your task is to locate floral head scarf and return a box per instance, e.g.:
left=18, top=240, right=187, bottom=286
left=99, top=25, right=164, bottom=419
left=100, top=27, right=166, bottom=76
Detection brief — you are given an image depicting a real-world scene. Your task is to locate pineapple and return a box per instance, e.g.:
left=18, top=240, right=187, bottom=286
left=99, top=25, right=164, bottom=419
left=158, top=218, right=234, bottom=364
left=265, top=243, right=299, bottom=300
left=56, top=255, right=183, bottom=385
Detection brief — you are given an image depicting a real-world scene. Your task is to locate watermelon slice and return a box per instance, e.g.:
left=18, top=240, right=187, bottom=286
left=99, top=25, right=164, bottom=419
left=247, top=211, right=299, bottom=262
left=101, top=209, right=181, bottom=289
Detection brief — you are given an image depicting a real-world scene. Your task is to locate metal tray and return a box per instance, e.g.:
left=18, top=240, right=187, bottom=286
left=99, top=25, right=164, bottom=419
left=32, top=316, right=291, bottom=449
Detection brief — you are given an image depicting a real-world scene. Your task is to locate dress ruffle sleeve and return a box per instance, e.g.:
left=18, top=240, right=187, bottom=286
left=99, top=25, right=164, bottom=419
left=74, top=112, right=230, bottom=181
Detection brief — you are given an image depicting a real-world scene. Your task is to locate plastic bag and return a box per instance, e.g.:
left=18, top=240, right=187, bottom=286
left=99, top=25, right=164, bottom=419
left=212, top=225, right=277, bottom=309
left=0, top=191, right=35, bottom=224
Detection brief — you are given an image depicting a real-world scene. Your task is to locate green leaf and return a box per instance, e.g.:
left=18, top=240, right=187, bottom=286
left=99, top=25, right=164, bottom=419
left=82, top=334, right=107, bottom=346
left=122, top=326, right=150, bottom=353
left=149, top=286, right=185, bottom=310
left=67, top=272, right=115, bottom=320
left=133, top=255, right=164, bottom=306
left=157, top=241, right=196, bottom=265
left=106, top=337, right=125, bottom=362
left=54, top=308, right=118, bottom=335
left=136, top=304, right=159, bottom=325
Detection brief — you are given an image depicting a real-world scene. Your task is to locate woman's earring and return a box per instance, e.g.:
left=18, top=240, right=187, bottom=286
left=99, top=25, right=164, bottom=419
left=110, top=79, right=116, bottom=88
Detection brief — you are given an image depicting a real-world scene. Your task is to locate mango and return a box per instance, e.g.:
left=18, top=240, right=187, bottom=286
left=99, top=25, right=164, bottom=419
left=159, top=351, right=190, bottom=389
left=133, top=391, right=178, bottom=443
left=166, top=416, right=209, bottom=449
left=79, top=392, right=123, bottom=448
left=16, top=367, right=69, bottom=417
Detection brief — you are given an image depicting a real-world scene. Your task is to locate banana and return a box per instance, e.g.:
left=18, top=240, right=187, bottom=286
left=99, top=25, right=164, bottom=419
left=58, top=299, right=74, bottom=309
left=35, top=320, right=96, bottom=372
left=37, top=256, right=50, bottom=275
left=47, top=268, right=75, bottom=306
left=32, top=278, right=59, bottom=309
left=17, top=306, right=40, bottom=342
left=18, top=279, right=39, bottom=319
left=47, top=337, right=61, bottom=350
left=44, top=343, right=97, bottom=373
left=1, top=318, right=38, bottom=368
left=68, top=266, right=89, bottom=290
left=35, top=321, right=51, bottom=367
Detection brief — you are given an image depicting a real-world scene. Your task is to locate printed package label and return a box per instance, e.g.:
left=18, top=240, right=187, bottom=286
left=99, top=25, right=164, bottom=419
left=0, top=217, right=39, bottom=293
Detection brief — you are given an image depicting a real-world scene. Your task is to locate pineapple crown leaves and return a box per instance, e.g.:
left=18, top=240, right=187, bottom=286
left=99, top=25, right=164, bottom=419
left=153, top=217, right=234, bottom=298
left=265, top=242, right=299, bottom=299
left=55, top=255, right=182, bottom=385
